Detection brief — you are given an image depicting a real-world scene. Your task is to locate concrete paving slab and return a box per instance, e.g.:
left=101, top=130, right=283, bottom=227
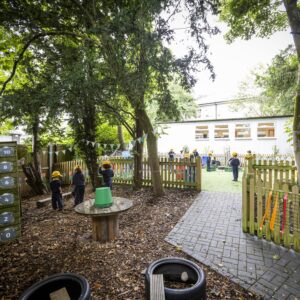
left=165, top=191, right=300, bottom=300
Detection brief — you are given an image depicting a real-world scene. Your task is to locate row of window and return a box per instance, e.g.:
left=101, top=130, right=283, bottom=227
left=195, top=123, right=275, bottom=140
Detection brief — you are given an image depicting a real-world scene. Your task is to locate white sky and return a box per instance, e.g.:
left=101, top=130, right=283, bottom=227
left=168, top=19, right=294, bottom=103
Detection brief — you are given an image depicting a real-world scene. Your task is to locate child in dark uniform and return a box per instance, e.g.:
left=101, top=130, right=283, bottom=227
left=168, top=149, right=175, bottom=161
left=72, top=165, right=85, bottom=206
left=50, top=171, right=63, bottom=211
left=207, top=152, right=212, bottom=171
left=99, top=161, right=114, bottom=189
left=229, top=152, right=240, bottom=181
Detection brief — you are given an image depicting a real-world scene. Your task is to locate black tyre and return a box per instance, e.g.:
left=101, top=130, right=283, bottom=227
left=19, top=273, right=91, bottom=300
left=145, top=257, right=206, bottom=300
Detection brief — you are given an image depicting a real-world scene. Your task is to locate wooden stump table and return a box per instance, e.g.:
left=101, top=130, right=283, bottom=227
left=75, top=197, right=133, bottom=242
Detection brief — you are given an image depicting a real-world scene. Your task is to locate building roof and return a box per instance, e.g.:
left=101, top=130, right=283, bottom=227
left=158, top=115, right=293, bottom=125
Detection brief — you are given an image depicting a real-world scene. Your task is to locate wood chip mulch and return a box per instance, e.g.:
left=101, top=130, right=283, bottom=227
left=0, top=186, right=261, bottom=299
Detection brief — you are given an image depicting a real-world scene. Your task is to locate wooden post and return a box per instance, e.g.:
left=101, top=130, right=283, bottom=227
left=257, top=176, right=263, bottom=238
left=91, top=215, right=119, bottom=242
left=196, top=157, right=201, bottom=191
left=265, top=189, right=272, bottom=242
left=291, top=160, right=296, bottom=185
left=249, top=176, right=255, bottom=235
left=268, top=160, right=273, bottom=189
left=242, top=175, right=248, bottom=232
left=273, top=182, right=281, bottom=245
left=292, top=185, right=300, bottom=252
left=282, top=183, right=290, bottom=248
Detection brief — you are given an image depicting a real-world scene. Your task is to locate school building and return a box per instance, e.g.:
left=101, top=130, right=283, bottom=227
left=157, top=115, right=293, bottom=155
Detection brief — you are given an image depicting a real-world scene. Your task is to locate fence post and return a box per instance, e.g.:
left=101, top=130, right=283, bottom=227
left=292, top=185, right=300, bottom=252
left=49, top=143, right=54, bottom=178
left=195, top=157, right=201, bottom=191
left=242, top=157, right=255, bottom=233
left=257, top=176, right=263, bottom=238
left=242, top=174, right=248, bottom=232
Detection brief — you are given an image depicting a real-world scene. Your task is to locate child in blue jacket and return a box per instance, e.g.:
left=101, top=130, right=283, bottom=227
left=99, top=161, right=114, bottom=189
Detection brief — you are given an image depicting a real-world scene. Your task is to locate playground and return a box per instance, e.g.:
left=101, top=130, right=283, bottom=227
left=1, top=183, right=262, bottom=299
left=201, top=168, right=243, bottom=193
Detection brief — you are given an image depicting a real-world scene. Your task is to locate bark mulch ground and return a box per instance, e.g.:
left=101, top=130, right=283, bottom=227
left=0, top=186, right=261, bottom=299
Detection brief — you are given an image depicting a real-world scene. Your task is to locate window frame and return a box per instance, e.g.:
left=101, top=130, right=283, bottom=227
left=214, top=124, right=229, bottom=140
left=195, top=125, right=209, bottom=140
left=235, top=123, right=251, bottom=140
left=257, top=122, right=276, bottom=139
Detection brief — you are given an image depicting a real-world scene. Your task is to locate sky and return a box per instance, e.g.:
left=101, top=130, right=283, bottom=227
left=168, top=19, right=294, bottom=103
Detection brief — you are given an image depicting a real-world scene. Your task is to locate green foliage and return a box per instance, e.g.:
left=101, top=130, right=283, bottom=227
left=231, top=46, right=297, bottom=116
left=255, top=46, right=297, bottom=115
left=0, top=119, right=14, bottom=135
left=220, top=0, right=288, bottom=42
left=39, top=125, right=74, bottom=147
left=284, top=118, right=293, bottom=145
left=147, top=81, right=197, bottom=122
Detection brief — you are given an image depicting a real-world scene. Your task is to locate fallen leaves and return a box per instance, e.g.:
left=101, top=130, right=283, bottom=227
left=0, top=186, right=261, bottom=300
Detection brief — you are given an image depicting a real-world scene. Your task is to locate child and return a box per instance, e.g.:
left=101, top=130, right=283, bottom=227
left=193, top=149, right=199, bottom=158
left=50, top=170, right=63, bottom=211
left=99, top=161, right=114, bottom=189
left=207, top=152, right=212, bottom=171
left=72, top=165, right=85, bottom=206
left=168, top=149, right=175, bottom=161
left=190, top=148, right=199, bottom=162
left=229, top=152, right=240, bottom=181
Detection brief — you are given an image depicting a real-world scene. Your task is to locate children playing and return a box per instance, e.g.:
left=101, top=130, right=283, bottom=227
left=50, top=171, right=63, bottom=211
left=99, top=161, right=114, bottom=189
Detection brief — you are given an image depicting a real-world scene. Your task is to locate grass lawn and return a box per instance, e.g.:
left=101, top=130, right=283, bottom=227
left=201, top=168, right=243, bottom=193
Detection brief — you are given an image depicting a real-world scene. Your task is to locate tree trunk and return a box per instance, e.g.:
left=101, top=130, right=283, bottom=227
left=292, top=67, right=300, bottom=183
left=138, top=108, right=164, bottom=196
left=84, top=145, right=100, bottom=191
left=22, top=118, right=45, bottom=195
left=283, top=0, right=300, bottom=183
left=80, top=111, right=101, bottom=191
left=133, top=113, right=143, bottom=190
left=117, top=125, right=126, bottom=151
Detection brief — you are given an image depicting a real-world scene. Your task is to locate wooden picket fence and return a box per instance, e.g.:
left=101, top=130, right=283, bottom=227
left=242, top=158, right=300, bottom=251
left=54, top=157, right=201, bottom=190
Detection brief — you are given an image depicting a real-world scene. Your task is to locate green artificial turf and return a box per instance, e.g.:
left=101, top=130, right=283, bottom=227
left=201, top=168, right=242, bottom=193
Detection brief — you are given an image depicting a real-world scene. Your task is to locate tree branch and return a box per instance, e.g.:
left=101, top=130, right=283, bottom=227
left=101, top=101, right=135, bottom=136
left=71, top=0, right=96, bottom=27
left=0, top=31, right=89, bottom=97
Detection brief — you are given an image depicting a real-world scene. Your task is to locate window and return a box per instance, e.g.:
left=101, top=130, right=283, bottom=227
left=257, top=122, right=275, bottom=138
left=214, top=124, right=229, bottom=139
left=235, top=123, right=251, bottom=139
left=195, top=125, right=209, bottom=140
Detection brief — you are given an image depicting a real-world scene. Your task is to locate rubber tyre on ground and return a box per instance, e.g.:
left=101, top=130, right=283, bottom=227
left=19, top=273, right=90, bottom=300
left=145, top=257, right=206, bottom=300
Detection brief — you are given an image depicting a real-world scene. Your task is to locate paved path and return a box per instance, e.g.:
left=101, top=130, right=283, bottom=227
left=166, top=191, right=300, bottom=300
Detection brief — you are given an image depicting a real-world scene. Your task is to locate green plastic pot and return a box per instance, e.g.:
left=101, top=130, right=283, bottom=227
left=94, top=187, right=113, bottom=208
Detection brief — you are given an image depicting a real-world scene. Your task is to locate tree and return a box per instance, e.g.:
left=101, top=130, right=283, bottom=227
left=0, top=67, right=58, bottom=195
left=231, top=46, right=297, bottom=116
left=147, top=82, right=197, bottom=123
left=0, top=120, right=14, bottom=135
left=0, top=0, right=220, bottom=195
left=220, top=0, right=300, bottom=182
left=255, top=45, right=297, bottom=115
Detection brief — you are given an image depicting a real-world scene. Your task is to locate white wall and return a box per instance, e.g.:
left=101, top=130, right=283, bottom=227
left=158, top=117, right=293, bottom=155
left=0, top=135, right=21, bottom=144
